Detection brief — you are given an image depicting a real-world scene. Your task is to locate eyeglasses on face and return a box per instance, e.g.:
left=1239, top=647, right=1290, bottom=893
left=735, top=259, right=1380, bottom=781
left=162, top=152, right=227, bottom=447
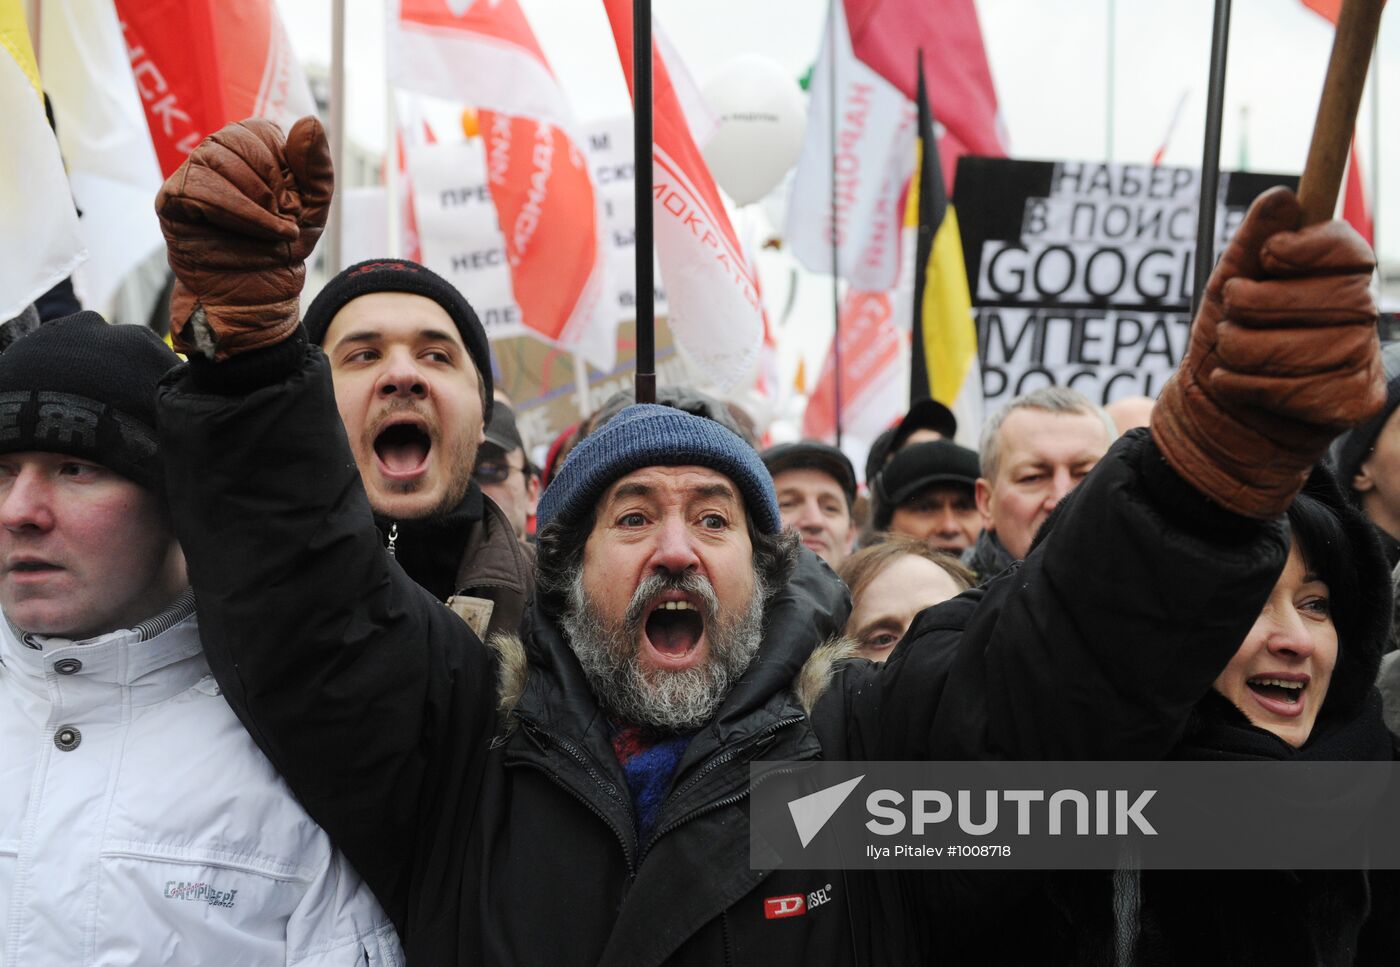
left=473, top=460, right=524, bottom=485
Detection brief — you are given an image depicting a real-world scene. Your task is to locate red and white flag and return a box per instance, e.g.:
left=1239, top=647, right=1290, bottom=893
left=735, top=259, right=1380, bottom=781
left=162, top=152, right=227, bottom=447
left=787, top=0, right=1006, bottom=290
left=844, top=0, right=1007, bottom=187
left=112, top=0, right=314, bottom=178
left=389, top=0, right=614, bottom=369
left=786, top=1, right=915, bottom=292
left=602, top=0, right=765, bottom=391
left=802, top=290, right=909, bottom=471
left=391, top=0, right=570, bottom=129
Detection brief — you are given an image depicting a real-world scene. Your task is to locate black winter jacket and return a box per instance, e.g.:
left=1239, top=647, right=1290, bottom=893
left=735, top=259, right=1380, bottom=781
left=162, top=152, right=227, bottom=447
left=156, top=341, right=1293, bottom=966
left=897, top=466, right=1400, bottom=965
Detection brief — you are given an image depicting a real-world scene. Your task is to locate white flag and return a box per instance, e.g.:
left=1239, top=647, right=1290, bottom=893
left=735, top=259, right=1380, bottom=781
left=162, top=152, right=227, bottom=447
left=1, top=1, right=85, bottom=320
left=786, top=1, right=916, bottom=291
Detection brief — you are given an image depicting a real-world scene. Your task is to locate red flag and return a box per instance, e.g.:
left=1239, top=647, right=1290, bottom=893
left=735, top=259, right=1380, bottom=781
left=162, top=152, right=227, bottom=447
left=1344, top=136, right=1374, bottom=246
left=113, top=0, right=314, bottom=178
left=1300, top=0, right=1343, bottom=20
left=843, top=0, right=1006, bottom=186
left=389, top=0, right=614, bottom=368
left=479, top=111, right=603, bottom=345
left=602, top=0, right=765, bottom=391
left=803, top=291, right=908, bottom=450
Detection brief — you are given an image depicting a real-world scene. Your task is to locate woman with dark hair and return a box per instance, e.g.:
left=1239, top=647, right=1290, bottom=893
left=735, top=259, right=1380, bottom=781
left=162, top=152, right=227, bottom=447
left=1126, top=467, right=1399, bottom=966
left=944, top=466, right=1400, bottom=965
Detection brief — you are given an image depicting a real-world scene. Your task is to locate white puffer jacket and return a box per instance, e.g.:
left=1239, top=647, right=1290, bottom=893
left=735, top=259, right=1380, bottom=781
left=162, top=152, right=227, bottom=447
left=0, top=592, right=402, bottom=966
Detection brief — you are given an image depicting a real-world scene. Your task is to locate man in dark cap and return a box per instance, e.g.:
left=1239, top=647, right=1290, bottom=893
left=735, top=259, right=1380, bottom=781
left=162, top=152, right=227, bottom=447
left=862, top=398, right=958, bottom=490
left=761, top=441, right=858, bottom=568
left=871, top=440, right=982, bottom=554
left=475, top=401, right=539, bottom=544
left=292, top=253, right=531, bottom=637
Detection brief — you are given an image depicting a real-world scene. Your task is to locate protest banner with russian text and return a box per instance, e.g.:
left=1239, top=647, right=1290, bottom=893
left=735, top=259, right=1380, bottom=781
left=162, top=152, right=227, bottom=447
left=954, top=158, right=1295, bottom=413
left=408, top=117, right=667, bottom=342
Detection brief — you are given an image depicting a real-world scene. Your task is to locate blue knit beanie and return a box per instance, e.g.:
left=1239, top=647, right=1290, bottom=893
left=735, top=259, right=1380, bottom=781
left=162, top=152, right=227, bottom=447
left=536, top=404, right=780, bottom=534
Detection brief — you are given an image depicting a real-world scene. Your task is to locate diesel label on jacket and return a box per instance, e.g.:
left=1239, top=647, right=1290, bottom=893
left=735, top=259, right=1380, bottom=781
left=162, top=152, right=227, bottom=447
left=751, top=761, right=1400, bottom=870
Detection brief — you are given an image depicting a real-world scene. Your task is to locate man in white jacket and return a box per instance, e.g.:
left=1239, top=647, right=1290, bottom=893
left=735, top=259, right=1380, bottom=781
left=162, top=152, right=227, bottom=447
left=0, top=312, right=402, bottom=966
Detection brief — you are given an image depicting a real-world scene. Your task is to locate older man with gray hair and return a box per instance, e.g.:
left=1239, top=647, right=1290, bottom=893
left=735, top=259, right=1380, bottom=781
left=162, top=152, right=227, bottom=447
left=965, top=386, right=1117, bottom=579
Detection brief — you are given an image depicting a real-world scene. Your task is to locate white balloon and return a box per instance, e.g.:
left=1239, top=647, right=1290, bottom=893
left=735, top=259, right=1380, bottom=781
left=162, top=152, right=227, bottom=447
left=701, top=55, right=807, bottom=207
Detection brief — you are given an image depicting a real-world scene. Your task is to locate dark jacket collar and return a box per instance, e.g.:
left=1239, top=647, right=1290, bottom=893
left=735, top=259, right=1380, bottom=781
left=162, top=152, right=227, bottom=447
left=373, top=485, right=484, bottom=601
left=962, top=528, right=1017, bottom=582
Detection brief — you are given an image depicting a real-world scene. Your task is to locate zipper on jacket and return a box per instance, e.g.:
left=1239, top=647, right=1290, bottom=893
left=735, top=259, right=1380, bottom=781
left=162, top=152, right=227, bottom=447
left=385, top=523, right=399, bottom=558
left=510, top=719, right=638, bottom=873
left=638, top=716, right=804, bottom=865
left=672, top=715, right=803, bottom=800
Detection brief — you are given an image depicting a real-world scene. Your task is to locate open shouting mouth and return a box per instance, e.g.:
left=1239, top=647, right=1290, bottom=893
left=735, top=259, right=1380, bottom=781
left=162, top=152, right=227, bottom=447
left=1245, top=673, right=1309, bottom=719
left=641, top=592, right=709, bottom=670
left=373, top=417, right=433, bottom=481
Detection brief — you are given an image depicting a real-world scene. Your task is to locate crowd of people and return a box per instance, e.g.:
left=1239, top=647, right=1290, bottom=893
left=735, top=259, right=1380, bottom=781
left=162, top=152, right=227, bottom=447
left=1, top=115, right=1399, bottom=964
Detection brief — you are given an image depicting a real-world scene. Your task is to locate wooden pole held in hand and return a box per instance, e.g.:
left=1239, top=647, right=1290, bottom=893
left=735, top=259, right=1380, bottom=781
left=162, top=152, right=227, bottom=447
left=1296, top=0, right=1385, bottom=226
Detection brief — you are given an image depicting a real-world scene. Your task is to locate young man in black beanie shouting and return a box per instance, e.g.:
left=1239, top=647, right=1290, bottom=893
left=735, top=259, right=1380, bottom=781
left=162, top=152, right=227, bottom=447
left=154, top=117, right=1387, bottom=966
left=298, top=257, right=531, bottom=639
left=0, top=312, right=401, bottom=965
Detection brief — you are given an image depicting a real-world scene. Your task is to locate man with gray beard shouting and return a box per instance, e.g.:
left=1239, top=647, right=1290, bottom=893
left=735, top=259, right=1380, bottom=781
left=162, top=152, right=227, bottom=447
left=152, top=117, right=1385, bottom=966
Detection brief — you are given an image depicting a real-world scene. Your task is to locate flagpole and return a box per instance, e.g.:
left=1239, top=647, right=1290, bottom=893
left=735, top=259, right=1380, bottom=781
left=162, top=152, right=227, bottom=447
left=1296, top=0, right=1385, bottom=226
left=828, top=0, right=843, bottom=448
left=1370, top=42, right=1382, bottom=307
left=386, top=91, right=402, bottom=259
left=326, top=0, right=346, bottom=277
left=1191, top=0, right=1231, bottom=316
left=632, top=0, right=656, bottom=405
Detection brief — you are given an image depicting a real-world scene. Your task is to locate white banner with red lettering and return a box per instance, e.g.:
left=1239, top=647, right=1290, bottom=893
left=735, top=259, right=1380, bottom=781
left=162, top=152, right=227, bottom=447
left=786, top=1, right=916, bottom=292
left=602, top=0, right=765, bottom=392
left=389, top=0, right=614, bottom=369
left=111, top=0, right=313, bottom=178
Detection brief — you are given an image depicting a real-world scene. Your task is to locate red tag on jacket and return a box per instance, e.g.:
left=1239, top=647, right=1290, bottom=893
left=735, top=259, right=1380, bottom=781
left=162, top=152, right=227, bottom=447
left=763, top=895, right=806, bottom=919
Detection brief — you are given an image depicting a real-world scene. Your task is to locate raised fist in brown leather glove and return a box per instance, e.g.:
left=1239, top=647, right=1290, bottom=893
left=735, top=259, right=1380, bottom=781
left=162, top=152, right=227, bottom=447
left=156, top=116, right=333, bottom=361
left=1151, top=186, right=1383, bottom=519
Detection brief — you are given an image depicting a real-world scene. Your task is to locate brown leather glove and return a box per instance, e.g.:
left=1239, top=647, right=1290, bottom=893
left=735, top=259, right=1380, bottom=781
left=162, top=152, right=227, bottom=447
left=1151, top=186, right=1383, bottom=519
left=156, top=116, right=333, bottom=361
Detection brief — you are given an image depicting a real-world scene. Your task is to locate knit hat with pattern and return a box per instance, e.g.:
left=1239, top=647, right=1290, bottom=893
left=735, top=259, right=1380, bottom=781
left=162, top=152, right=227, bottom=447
left=0, top=311, right=179, bottom=489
